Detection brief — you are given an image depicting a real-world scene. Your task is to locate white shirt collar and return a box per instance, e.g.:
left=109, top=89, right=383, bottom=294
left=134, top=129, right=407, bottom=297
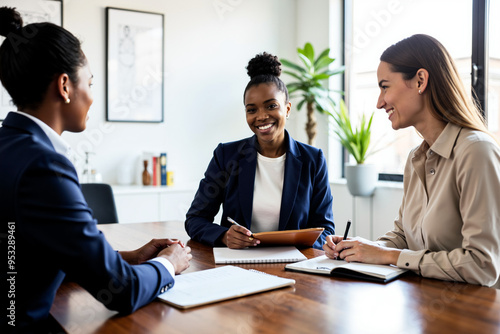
left=15, top=111, right=73, bottom=160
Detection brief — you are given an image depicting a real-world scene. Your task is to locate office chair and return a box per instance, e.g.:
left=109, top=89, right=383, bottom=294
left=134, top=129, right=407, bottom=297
left=80, top=183, right=119, bottom=224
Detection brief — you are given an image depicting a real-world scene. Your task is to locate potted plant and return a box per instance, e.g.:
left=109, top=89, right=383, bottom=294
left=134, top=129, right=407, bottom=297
left=280, top=42, right=344, bottom=146
left=331, top=99, right=378, bottom=197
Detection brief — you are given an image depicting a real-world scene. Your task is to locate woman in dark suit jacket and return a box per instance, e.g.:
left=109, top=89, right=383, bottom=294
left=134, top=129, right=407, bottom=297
left=0, top=8, right=191, bottom=332
left=185, top=53, right=335, bottom=249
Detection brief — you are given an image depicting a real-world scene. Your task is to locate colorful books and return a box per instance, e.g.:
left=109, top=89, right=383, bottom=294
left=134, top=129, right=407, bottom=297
left=148, top=153, right=168, bottom=186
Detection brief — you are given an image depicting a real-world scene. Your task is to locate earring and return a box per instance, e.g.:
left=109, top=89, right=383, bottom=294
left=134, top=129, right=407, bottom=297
left=65, top=98, right=70, bottom=104
left=286, top=115, right=289, bottom=119
left=418, top=90, right=422, bottom=95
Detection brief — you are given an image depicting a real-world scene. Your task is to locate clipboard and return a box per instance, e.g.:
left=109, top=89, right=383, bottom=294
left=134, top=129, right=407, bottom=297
left=252, top=227, right=324, bottom=247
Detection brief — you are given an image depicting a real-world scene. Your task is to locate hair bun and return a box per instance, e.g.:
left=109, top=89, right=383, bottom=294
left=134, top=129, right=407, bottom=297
left=246, top=52, right=282, bottom=79
left=0, top=7, right=23, bottom=37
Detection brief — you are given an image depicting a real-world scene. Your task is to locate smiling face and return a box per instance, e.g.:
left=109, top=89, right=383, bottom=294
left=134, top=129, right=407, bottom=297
left=64, top=62, right=94, bottom=133
left=244, top=83, right=291, bottom=154
left=376, top=61, right=424, bottom=131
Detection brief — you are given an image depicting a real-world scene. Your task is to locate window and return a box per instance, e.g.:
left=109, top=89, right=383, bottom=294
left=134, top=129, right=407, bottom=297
left=344, top=0, right=474, bottom=177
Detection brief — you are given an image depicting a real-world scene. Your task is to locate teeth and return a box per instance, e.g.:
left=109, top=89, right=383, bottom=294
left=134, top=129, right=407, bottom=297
left=258, top=124, right=273, bottom=130
left=388, top=109, right=394, bottom=116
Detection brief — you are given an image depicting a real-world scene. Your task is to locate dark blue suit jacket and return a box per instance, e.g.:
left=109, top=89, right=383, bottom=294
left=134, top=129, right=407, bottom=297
left=0, top=112, right=174, bottom=331
left=185, top=131, right=335, bottom=249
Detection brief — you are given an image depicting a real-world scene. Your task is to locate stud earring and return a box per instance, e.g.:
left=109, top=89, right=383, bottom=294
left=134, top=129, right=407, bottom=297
left=65, top=98, right=70, bottom=104
left=418, top=90, right=422, bottom=95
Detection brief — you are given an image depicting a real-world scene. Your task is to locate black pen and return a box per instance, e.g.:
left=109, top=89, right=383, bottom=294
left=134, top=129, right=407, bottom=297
left=337, top=220, right=351, bottom=260
left=343, top=220, right=351, bottom=240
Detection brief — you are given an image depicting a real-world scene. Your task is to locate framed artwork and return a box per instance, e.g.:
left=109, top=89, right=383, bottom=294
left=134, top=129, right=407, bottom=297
left=105, top=7, right=164, bottom=122
left=0, top=0, right=62, bottom=121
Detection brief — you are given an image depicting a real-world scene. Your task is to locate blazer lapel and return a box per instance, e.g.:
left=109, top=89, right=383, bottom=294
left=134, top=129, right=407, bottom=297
left=279, top=132, right=302, bottom=230
left=237, top=137, right=258, bottom=229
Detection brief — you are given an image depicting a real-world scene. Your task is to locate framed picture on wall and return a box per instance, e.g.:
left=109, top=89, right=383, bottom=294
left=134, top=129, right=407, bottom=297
left=0, top=0, right=62, bottom=121
left=105, top=7, right=164, bottom=123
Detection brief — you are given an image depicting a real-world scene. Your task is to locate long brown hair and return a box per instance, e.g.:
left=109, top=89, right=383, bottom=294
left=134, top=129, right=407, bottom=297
left=380, top=34, right=490, bottom=135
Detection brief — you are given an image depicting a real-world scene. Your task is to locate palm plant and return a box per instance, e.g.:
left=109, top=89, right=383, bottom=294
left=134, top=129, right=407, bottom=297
left=280, top=42, right=344, bottom=146
left=331, top=99, right=374, bottom=164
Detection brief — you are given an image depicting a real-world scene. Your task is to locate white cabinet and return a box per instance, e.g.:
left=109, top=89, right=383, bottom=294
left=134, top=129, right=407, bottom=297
left=112, top=185, right=197, bottom=224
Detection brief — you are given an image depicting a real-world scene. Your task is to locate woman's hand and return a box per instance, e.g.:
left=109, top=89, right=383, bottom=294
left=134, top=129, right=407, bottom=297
left=222, top=225, right=260, bottom=249
left=324, top=236, right=401, bottom=266
left=323, top=235, right=346, bottom=259
left=119, top=238, right=185, bottom=265
left=158, top=243, right=192, bottom=274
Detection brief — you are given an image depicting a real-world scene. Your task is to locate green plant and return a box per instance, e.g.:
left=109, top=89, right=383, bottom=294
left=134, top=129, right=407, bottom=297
left=280, top=42, right=344, bottom=146
left=331, top=99, right=374, bottom=164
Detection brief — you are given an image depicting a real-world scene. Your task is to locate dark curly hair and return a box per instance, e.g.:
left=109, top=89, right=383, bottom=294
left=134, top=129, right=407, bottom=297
left=244, top=52, right=289, bottom=103
left=0, top=6, right=86, bottom=110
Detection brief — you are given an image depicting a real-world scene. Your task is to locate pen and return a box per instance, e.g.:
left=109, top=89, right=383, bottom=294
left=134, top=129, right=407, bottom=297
left=343, top=220, right=351, bottom=240
left=227, top=217, right=242, bottom=226
left=227, top=217, right=254, bottom=240
left=337, top=220, right=351, bottom=261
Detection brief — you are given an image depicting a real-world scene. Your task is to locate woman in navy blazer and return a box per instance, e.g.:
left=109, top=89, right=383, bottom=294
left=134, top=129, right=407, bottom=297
left=185, top=53, right=335, bottom=249
left=0, top=8, right=191, bottom=332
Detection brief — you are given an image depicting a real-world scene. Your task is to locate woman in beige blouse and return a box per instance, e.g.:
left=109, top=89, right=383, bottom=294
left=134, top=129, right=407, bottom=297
left=324, top=34, right=500, bottom=288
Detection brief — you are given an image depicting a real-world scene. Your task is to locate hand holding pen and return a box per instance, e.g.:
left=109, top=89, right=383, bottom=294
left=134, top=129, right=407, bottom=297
left=224, top=217, right=260, bottom=249
left=323, top=220, right=351, bottom=260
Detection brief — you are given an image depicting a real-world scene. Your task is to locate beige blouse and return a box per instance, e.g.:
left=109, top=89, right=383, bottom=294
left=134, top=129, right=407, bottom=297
left=377, top=123, right=500, bottom=288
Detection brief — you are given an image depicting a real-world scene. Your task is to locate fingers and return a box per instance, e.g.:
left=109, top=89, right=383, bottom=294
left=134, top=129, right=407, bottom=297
left=159, top=244, right=192, bottom=274
left=225, top=226, right=260, bottom=249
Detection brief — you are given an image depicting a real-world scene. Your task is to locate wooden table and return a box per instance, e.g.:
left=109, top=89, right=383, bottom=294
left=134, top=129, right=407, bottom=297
left=50, top=222, right=500, bottom=334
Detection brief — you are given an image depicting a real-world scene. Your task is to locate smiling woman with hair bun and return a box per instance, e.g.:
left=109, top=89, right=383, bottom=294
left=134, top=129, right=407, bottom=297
left=185, top=52, right=335, bottom=249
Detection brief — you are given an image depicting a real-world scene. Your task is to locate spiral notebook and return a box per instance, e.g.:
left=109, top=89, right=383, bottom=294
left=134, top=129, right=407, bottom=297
left=157, top=265, right=295, bottom=309
left=213, top=246, right=307, bottom=264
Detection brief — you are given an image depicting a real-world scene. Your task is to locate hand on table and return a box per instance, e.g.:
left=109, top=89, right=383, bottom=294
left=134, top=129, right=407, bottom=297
left=158, top=243, right=192, bottom=274
left=119, top=238, right=186, bottom=265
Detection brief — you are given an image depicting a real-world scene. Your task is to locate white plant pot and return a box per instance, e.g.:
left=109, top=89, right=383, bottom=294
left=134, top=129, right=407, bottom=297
left=345, top=163, right=378, bottom=197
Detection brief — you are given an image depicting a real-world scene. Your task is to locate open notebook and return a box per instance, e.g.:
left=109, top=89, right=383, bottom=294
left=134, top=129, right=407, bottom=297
left=213, top=246, right=307, bottom=264
left=157, top=266, right=295, bottom=309
left=285, top=255, right=408, bottom=283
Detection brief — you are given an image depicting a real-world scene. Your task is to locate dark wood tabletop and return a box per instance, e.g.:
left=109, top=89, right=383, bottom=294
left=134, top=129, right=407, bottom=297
left=50, top=221, right=500, bottom=334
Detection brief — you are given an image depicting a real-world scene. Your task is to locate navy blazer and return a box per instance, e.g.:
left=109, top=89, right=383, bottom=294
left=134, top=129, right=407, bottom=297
left=0, top=112, right=174, bottom=330
left=185, top=130, right=335, bottom=249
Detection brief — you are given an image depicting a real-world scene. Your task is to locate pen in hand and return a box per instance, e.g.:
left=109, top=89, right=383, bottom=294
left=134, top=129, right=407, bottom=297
left=343, top=220, right=351, bottom=241
left=338, top=220, right=351, bottom=260
left=227, top=217, right=242, bottom=227
left=227, top=217, right=254, bottom=240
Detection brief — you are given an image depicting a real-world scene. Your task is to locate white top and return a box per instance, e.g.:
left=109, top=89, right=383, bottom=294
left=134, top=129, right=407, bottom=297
left=251, top=152, right=286, bottom=233
left=14, top=112, right=175, bottom=277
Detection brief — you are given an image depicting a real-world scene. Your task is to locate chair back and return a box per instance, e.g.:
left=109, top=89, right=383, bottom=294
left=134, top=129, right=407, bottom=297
left=81, top=183, right=119, bottom=224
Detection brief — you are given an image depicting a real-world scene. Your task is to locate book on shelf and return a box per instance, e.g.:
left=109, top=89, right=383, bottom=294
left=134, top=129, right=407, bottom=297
left=213, top=246, right=307, bottom=264
left=157, top=265, right=295, bottom=309
left=285, top=255, right=408, bottom=283
left=152, top=156, right=158, bottom=186
left=160, top=153, right=167, bottom=186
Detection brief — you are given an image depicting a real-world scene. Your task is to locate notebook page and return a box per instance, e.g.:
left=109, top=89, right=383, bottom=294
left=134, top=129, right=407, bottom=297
left=158, top=265, right=295, bottom=308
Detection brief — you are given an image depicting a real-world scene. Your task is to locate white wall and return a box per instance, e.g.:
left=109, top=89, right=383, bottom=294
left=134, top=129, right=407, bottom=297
left=61, top=0, right=309, bottom=187
left=331, top=181, right=403, bottom=241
